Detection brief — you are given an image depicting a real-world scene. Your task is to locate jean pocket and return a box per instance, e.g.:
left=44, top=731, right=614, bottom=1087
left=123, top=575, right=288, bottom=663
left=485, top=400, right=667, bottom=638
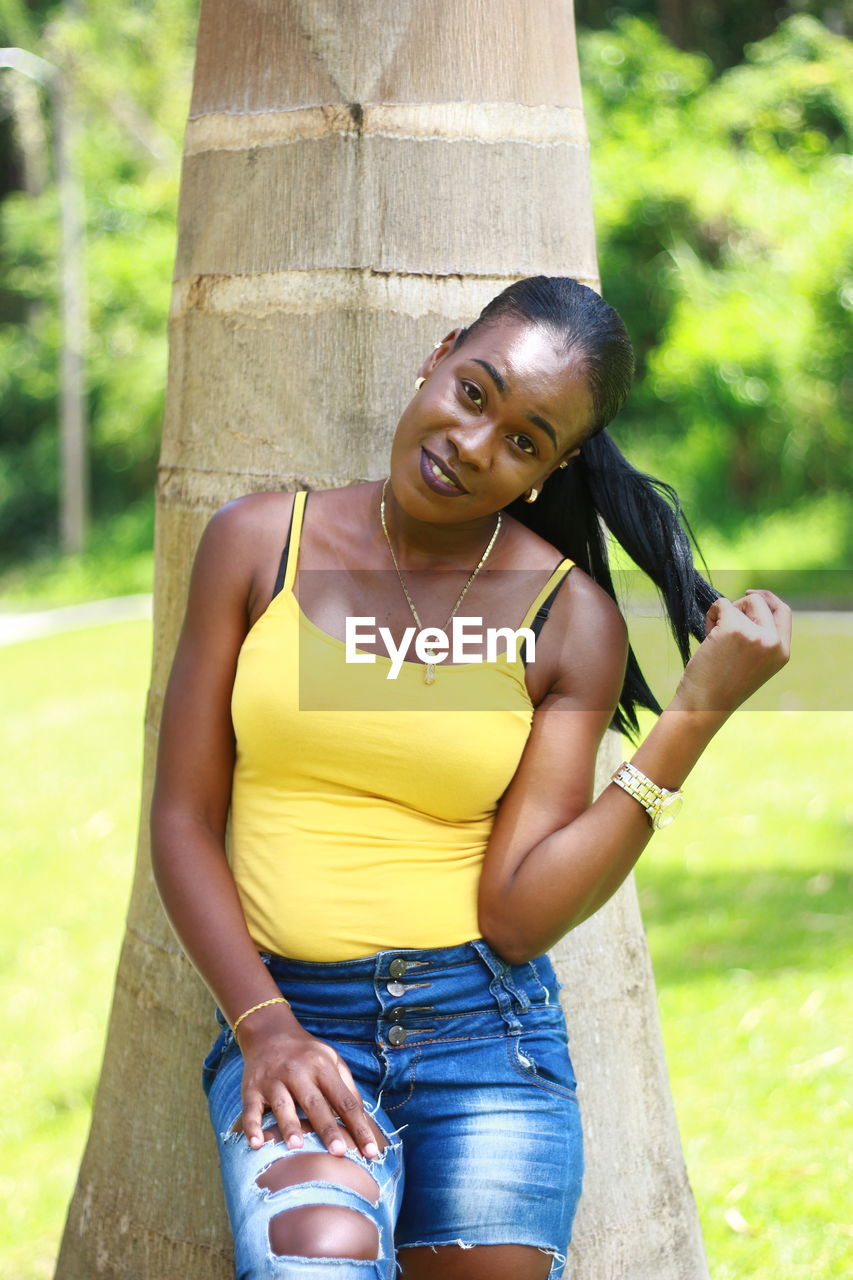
left=509, top=1011, right=578, bottom=1100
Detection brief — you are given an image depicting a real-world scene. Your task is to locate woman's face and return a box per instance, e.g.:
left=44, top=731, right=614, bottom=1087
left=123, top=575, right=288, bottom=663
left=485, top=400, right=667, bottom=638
left=389, top=317, right=593, bottom=524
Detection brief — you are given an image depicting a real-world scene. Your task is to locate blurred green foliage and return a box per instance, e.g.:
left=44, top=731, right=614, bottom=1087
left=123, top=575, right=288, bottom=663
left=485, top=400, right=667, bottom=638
left=580, top=15, right=852, bottom=548
left=574, top=0, right=848, bottom=72
left=0, top=5, right=850, bottom=566
left=0, top=0, right=196, bottom=559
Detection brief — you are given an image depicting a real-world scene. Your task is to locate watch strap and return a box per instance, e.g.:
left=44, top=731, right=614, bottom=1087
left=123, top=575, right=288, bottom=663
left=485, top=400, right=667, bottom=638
left=611, top=760, right=683, bottom=829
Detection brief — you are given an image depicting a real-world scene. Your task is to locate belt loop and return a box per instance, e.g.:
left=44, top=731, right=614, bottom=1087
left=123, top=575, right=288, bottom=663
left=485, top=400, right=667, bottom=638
left=470, top=939, right=531, bottom=1023
left=470, top=938, right=507, bottom=978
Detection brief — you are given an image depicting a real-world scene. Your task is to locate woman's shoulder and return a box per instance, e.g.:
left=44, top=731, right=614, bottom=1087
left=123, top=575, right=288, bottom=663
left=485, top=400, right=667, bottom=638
left=210, top=482, right=370, bottom=529
left=180, top=493, right=297, bottom=611
left=201, top=484, right=369, bottom=587
left=501, top=513, right=622, bottom=612
left=204, top=485, right=357, bottom=555
left=500, top=516, right=626, bottom=697
left=208, top=489, right=297, bottom=537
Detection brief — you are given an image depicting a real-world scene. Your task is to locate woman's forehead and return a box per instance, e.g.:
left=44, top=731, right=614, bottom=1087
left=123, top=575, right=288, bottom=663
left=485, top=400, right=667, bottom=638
left=459, top=319, right=576, bottom=384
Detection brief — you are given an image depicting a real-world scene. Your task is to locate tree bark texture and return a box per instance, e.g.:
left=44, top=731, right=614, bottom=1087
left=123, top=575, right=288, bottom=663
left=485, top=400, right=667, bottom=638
left=56, top=3, right=708, bottom=1276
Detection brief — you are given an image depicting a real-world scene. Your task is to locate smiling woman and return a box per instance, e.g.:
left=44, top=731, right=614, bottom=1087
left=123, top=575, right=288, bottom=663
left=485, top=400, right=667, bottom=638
left=149, top=275, right=792, bottom=1280
left=391, top=312, right=594, bottom=518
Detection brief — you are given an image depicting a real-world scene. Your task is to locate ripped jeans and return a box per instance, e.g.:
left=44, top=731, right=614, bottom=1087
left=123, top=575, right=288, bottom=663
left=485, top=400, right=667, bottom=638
left=202, top=938, right=584, bottom=1279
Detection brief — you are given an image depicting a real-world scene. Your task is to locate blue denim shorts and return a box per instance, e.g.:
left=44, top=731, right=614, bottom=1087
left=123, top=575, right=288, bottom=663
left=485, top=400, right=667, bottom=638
left=202, top=938, right=583, bottom=1279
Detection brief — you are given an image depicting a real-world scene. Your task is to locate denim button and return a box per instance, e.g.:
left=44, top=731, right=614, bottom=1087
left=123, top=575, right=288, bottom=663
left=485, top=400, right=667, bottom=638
left=389, top=1006, right=405, bottom=1022
left=389, top=958, right=409, bottom=978
left=386, top=981, right=406, bottom=996
left=388, top=1025, right=407, bottom=1046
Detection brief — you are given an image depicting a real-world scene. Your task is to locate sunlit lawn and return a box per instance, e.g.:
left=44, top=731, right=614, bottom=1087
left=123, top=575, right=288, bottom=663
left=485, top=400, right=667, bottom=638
left=632, top=709, right=851, bottom=1279
left=0, top=618, right=849, bottom=1278
left=0, top=621, right=151, bottom=1280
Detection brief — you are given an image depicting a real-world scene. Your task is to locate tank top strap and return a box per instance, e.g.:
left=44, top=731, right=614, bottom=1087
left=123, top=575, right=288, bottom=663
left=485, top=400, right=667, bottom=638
left=518, top=559, right=575, bottom=632
left=271, top=490, right=308, bottom=599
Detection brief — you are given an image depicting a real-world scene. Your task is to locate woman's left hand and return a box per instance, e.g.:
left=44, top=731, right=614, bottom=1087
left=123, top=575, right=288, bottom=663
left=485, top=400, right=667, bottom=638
left=673, top=589, right=792, bottom=718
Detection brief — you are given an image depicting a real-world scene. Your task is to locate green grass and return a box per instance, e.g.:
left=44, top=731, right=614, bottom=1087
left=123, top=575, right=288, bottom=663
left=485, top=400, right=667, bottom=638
left=632, top=709, right=851, bottom=1279
left=0, top=618, right=850, bottom=1278
left=0, top=621, right=151, bottom=1279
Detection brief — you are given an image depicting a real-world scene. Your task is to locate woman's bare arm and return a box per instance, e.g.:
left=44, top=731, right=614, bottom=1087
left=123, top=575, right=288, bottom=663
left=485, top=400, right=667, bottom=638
left=477, top=576, right=792, bottom=964
left=150, top=499, right=275, bottom=1020
left=150, top=496, right=380, bottom=1157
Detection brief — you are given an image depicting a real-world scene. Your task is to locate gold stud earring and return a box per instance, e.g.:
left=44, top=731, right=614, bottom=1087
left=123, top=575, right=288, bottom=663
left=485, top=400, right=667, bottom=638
left=415, top=377, right=426, bottom=391
left=559, top=461, right=569, bottom=469
left=524, top=487, right=539, bottom=504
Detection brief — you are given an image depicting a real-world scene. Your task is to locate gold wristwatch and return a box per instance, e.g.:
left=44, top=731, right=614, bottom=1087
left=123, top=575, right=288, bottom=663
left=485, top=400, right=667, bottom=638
left=611, top=761, right=684, bottom=830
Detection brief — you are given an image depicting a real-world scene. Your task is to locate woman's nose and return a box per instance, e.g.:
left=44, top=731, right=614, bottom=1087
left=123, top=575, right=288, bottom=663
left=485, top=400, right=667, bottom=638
left=446, top=420, right=493, bottom=471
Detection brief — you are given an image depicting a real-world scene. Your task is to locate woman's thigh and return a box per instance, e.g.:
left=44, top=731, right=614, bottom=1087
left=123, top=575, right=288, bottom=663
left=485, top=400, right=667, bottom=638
left=388, top=1020, right=581, bottom=1280
left=203, top=1032, right=405, bottom=1280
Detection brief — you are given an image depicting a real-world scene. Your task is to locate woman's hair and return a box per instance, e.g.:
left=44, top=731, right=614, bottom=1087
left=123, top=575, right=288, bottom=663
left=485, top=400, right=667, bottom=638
left=457, top=275, right=720, bottom=740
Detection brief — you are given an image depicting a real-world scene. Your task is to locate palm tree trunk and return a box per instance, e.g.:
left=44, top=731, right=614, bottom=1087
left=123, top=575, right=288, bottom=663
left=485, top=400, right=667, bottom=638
left=56, top=3, right=708, bottom=1275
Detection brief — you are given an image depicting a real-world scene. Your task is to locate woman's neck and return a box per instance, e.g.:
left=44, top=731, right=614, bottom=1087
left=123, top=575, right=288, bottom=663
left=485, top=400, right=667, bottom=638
left=376, top=479, right=502, bottom=570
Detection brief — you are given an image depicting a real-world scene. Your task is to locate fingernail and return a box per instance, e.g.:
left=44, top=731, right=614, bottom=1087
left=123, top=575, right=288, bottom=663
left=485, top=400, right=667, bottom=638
left=249, top=1135, right=262, bottom=1149
left=287, top=1134, right=303, bottom=1149
left=330, top=1138, right=345, bottom=1155
left=364, top=1141, right=379, bottom=1158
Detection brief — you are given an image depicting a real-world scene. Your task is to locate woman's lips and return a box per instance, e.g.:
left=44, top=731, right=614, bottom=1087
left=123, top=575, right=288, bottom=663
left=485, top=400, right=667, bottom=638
left=420, top=447, right=467, bottom=496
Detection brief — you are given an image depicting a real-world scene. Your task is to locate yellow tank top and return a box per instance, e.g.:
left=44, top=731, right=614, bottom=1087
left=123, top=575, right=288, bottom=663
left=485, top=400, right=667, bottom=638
left=229, top=491, right=574, bottom=961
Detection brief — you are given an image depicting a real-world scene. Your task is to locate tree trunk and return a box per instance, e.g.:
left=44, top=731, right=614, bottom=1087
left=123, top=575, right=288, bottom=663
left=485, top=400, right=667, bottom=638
left=53, top=60, right=88, bottom=556
left=56, top=3, right=708, bottom=1276
left=5, top=72, right=50, bottom=194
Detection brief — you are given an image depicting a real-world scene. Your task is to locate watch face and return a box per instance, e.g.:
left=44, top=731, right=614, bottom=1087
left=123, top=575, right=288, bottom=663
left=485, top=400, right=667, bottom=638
left=653, top=793, right=684, bottom=830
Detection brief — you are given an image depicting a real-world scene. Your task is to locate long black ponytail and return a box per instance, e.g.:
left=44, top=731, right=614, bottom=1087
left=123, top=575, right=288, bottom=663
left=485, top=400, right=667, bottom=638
left=457, top=276, right=720, bottom=739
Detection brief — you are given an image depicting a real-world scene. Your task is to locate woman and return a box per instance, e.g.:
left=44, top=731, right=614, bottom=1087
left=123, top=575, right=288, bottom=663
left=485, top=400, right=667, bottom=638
left=151, top=276, right=791, bottom=1279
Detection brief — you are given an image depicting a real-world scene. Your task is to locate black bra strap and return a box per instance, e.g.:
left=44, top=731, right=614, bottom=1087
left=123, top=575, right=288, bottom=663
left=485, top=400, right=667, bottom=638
left=271, top=494, right=303, bottom=600
left=521, top=574, right=571, bottom=667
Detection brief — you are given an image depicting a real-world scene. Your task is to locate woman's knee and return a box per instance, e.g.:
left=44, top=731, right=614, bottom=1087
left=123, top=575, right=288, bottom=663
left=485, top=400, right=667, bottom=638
left=269, top=1203, right=380, bottom=1260
left=258, top=1148, right=383, bottom=1261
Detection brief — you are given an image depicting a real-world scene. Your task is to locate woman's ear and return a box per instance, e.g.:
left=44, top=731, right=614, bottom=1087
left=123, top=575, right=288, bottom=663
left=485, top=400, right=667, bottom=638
left=545, top=446, right=580, bottom=482
left=416, top=328, right=463, bottom=381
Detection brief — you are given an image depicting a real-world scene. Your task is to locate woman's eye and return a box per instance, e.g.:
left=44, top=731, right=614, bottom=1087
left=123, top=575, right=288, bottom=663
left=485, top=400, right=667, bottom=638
left=461, top=380, right=484, bottom=410
left=510, top=433, right=537, bottom=456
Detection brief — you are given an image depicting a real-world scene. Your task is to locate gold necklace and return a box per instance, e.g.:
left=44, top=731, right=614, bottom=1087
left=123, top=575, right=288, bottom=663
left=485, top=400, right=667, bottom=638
left=379, top=478, right=502, bottom=684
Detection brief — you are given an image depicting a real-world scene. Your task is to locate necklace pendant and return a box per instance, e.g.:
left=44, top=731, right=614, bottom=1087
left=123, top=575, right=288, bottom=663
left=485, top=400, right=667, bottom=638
left=380, top=478, right=502, bottom=694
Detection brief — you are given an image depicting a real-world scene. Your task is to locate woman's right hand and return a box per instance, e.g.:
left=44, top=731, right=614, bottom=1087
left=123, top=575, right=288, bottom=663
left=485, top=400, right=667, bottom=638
left=236, top=1004, right=380, bottom=1158
left=673, top=588, right=792, bottom=718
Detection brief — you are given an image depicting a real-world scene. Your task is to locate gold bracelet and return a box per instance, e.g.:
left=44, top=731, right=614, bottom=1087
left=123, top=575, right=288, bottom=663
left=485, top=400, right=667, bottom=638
left=232, top=996, right=290, bottom=1039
